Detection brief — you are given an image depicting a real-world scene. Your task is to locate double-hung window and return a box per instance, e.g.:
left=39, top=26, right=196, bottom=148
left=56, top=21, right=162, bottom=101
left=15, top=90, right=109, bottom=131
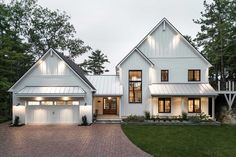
left=161, top=70, right=169, bottom=82
left=188, top=69, right=201, bottom=81
left=129, top=70, right=142, bottom=103
left=158, top=98, right=171, bottom=113
left=188, top=98, right=201, bottom=113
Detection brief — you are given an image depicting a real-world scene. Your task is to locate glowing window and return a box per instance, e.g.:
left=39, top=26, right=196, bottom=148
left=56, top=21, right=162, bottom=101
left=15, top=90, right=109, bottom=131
left=28, top=101, right=40, bottom=105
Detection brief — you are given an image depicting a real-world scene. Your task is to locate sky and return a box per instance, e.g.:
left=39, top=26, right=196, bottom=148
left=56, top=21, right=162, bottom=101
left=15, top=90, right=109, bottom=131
left=37, top=0, right=212, bottom=74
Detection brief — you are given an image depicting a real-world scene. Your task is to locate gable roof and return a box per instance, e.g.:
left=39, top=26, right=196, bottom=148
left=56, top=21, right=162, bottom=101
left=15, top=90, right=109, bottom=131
left=116, top=18, right=212, bottom=68
left=116, top=48, right=154, bottom=67
left=8, top=48, right=96, bottom=92
left=54, top=49, right=96, bottom=90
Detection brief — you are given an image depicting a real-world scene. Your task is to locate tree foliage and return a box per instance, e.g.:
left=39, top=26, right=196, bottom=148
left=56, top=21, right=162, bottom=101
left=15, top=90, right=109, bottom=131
left=0, top=0, right=94, bottom=118
left=8, top=0, right=91, bottom=59
left=193, top=0, right=236, bottom=82
left=80, top=50, right=109, bottom=75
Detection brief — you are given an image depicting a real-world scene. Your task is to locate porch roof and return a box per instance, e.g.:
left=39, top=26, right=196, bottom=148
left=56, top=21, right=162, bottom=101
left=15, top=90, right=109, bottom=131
left=15, top=86, right=86, bottom=97
left=86, top=75, right=123, bottom=96
left=149, top=83, right=217, bottom=96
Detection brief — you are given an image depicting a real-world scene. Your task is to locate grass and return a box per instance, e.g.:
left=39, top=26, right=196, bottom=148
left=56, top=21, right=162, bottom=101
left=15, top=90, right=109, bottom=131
left=122, top=125, right=236, bottom=157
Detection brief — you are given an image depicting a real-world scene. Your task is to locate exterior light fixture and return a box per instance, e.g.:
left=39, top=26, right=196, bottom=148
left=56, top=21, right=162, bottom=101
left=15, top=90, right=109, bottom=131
left=35, top=97, right=43, bottom=101
left=62, top=97, right=69, bottom=101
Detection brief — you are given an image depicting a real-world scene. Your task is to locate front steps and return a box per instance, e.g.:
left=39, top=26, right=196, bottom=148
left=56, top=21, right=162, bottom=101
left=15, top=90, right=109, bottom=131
left=95, top=119, right=122, bottom=124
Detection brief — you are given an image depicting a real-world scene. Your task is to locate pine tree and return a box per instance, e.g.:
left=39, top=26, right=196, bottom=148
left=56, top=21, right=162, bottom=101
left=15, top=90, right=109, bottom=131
left=193, top=0, right=236, bottom=82
left=80, top=50, right=109, bottom=75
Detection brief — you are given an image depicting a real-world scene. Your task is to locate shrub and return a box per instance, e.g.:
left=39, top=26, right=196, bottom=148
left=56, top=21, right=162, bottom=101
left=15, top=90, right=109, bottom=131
left=188, top=116, right=201, bottom=123
left=13, top=116, right=20, bottom=126
left=151, top=115, right=156, bottom=121
left=144, top=111, right=150, bottom=120
left=182, top=112, right=188, bottom=121
left=82, top=115, right=88, bottom=126
left=123, top=115, right=145, bottom=122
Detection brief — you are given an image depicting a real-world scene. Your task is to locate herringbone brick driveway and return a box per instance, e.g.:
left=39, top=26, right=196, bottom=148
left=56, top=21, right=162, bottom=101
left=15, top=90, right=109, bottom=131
left=0, top=122, right=151, bottom=157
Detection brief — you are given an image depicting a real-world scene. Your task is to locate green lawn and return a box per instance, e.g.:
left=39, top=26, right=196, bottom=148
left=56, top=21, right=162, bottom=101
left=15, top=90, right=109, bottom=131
left=122, top=125, right=236, bottom=157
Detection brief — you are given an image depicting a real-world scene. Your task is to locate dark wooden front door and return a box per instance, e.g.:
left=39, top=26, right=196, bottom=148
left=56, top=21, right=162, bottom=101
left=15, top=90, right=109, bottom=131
left=103, top=97, right=117, bottom=114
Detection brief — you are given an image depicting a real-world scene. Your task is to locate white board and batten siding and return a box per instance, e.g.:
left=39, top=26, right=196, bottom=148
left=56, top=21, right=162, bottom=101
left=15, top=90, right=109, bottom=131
left=117, top=18, right=214, bottom=117
left=11, top=50, right=93, bottom=124
left=139, top=21, right=210, bottom=84
left=119, top=50, right=152, bottom=116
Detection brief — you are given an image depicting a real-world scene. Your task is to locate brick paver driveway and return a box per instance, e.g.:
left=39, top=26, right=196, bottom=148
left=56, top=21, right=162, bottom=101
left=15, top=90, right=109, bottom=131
left=0, top=122, right=151, bottom=157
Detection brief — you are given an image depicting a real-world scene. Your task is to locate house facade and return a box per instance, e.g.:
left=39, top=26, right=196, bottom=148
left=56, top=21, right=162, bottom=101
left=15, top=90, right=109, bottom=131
left=9, top=18, right=217, bottom=124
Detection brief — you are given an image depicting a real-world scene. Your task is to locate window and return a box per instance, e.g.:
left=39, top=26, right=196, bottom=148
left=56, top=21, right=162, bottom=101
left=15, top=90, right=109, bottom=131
left=129, top=70, right=142, bottom=103
left=161, top=70, right=169, bottom=82
left=54, top=101, right=65, bottom=105
left=158, top=98, right=171, bottom=113
left=28, top=101, right=40, bottom=105
left=188, top=98, right=201, bottom=113
left=67, top=101, right=79, bottom=105
left=188, top=69, right=200, bottom=81
left=41, top=101, right=53, bottom=105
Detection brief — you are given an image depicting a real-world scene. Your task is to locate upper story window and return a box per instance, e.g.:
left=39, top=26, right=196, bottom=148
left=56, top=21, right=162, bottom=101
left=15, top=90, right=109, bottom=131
left=188, top=98, right=201, bottom=113
left=158, top=98, right=171, bottom=113
left=129, top=70, right=142, bottom=103
left=161, top=70, right=169, bottom=82
left=188, top=69, right=201, bottom=81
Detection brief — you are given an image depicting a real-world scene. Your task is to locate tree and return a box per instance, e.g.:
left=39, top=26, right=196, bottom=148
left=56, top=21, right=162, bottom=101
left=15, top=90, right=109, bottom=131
left=193, top=0, right=236, bottom=82
left=8, top=0, right=91, bottom=59
left=80, top=50, right=109, bottom=75
left=0, top=2, right=34, bottom=118
left=184, top=35, right=198, bottom=50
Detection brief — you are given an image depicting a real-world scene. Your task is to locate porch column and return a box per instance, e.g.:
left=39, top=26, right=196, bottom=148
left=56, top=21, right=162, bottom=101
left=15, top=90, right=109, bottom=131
left=181, top=97, right=185, bottom=113
left=119, top=97, right=122, bottom=119
left=212, top=97, right=215, bottom=120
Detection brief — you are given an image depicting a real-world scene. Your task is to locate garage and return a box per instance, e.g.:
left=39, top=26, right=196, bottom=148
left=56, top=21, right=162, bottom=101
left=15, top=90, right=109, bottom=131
left=26, top=105, right=80, bottom=124
left=15, top=86, right=85, bottom=124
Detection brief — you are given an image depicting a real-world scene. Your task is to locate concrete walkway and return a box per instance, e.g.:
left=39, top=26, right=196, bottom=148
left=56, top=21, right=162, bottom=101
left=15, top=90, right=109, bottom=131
left=0, top=122, right=151, bottom=157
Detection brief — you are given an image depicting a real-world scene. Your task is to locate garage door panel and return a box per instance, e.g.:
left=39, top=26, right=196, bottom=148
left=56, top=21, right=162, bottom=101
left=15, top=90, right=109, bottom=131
left=26, top=106, right=79, bottom=124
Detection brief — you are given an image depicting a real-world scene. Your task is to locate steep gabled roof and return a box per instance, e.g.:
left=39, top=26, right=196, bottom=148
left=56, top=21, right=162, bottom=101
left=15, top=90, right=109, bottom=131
left=116, top=48, right=154, bottom=67
left=8, top=48, right=96, bottom=92
left=116, top=18, right=212, bottom=68
left=54, top=49, right=96, bottom=90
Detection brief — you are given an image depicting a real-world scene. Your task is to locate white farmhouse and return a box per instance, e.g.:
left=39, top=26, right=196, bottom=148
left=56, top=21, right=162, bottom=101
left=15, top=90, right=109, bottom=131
left=9, top=18, right=217, bottom=124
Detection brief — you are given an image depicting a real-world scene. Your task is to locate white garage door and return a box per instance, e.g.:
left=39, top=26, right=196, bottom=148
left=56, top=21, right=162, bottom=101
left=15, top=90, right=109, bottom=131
left=26, top=106, right=79, bottom=124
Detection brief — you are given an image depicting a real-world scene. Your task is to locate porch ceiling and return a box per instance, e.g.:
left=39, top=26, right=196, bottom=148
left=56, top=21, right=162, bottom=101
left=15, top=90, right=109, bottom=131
left=15, top=86, right=86, bottom=97
left=149, top=83, right=218, bottom=96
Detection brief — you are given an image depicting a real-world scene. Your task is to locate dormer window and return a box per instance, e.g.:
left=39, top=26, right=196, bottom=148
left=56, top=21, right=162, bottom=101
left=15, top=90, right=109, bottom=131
left=129, top=70, right=142, bottom=103
left=188, top=69, right=200, bottom=81
left=161, top=70, right=169, bottom=82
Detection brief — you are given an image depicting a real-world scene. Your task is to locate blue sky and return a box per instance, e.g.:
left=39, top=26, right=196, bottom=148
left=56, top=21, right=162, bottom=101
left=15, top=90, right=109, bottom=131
left=38, top=0, right=212, bottom=74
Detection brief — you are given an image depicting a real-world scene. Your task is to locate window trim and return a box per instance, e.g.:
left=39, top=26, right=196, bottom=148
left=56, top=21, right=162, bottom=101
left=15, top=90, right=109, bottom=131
left=158, top=98, right=171, bottom=113
left=188, top=69, right=201, bottom=81
left=161, top=70, right=169, bottom=82
left=188, top=98, right=201, bottom=113
left=128, top=70, right=142, bottom=103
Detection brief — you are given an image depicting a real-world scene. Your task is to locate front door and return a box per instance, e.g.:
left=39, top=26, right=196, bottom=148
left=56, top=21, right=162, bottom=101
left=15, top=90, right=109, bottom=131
left=103, top=97, right=117, bottom=114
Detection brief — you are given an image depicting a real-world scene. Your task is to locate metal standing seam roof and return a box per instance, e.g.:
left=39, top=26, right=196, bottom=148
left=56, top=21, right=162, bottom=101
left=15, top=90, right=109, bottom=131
left=149, top=83, right=217, bottom=96
left=86, top=75, right=123, bottom=96
left=16, top=86, right=86, bottom=97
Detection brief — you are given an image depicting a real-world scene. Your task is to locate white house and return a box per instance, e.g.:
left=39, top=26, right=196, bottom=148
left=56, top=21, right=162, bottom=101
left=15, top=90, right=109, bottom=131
left=9, top=18, right=217, bottom=124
